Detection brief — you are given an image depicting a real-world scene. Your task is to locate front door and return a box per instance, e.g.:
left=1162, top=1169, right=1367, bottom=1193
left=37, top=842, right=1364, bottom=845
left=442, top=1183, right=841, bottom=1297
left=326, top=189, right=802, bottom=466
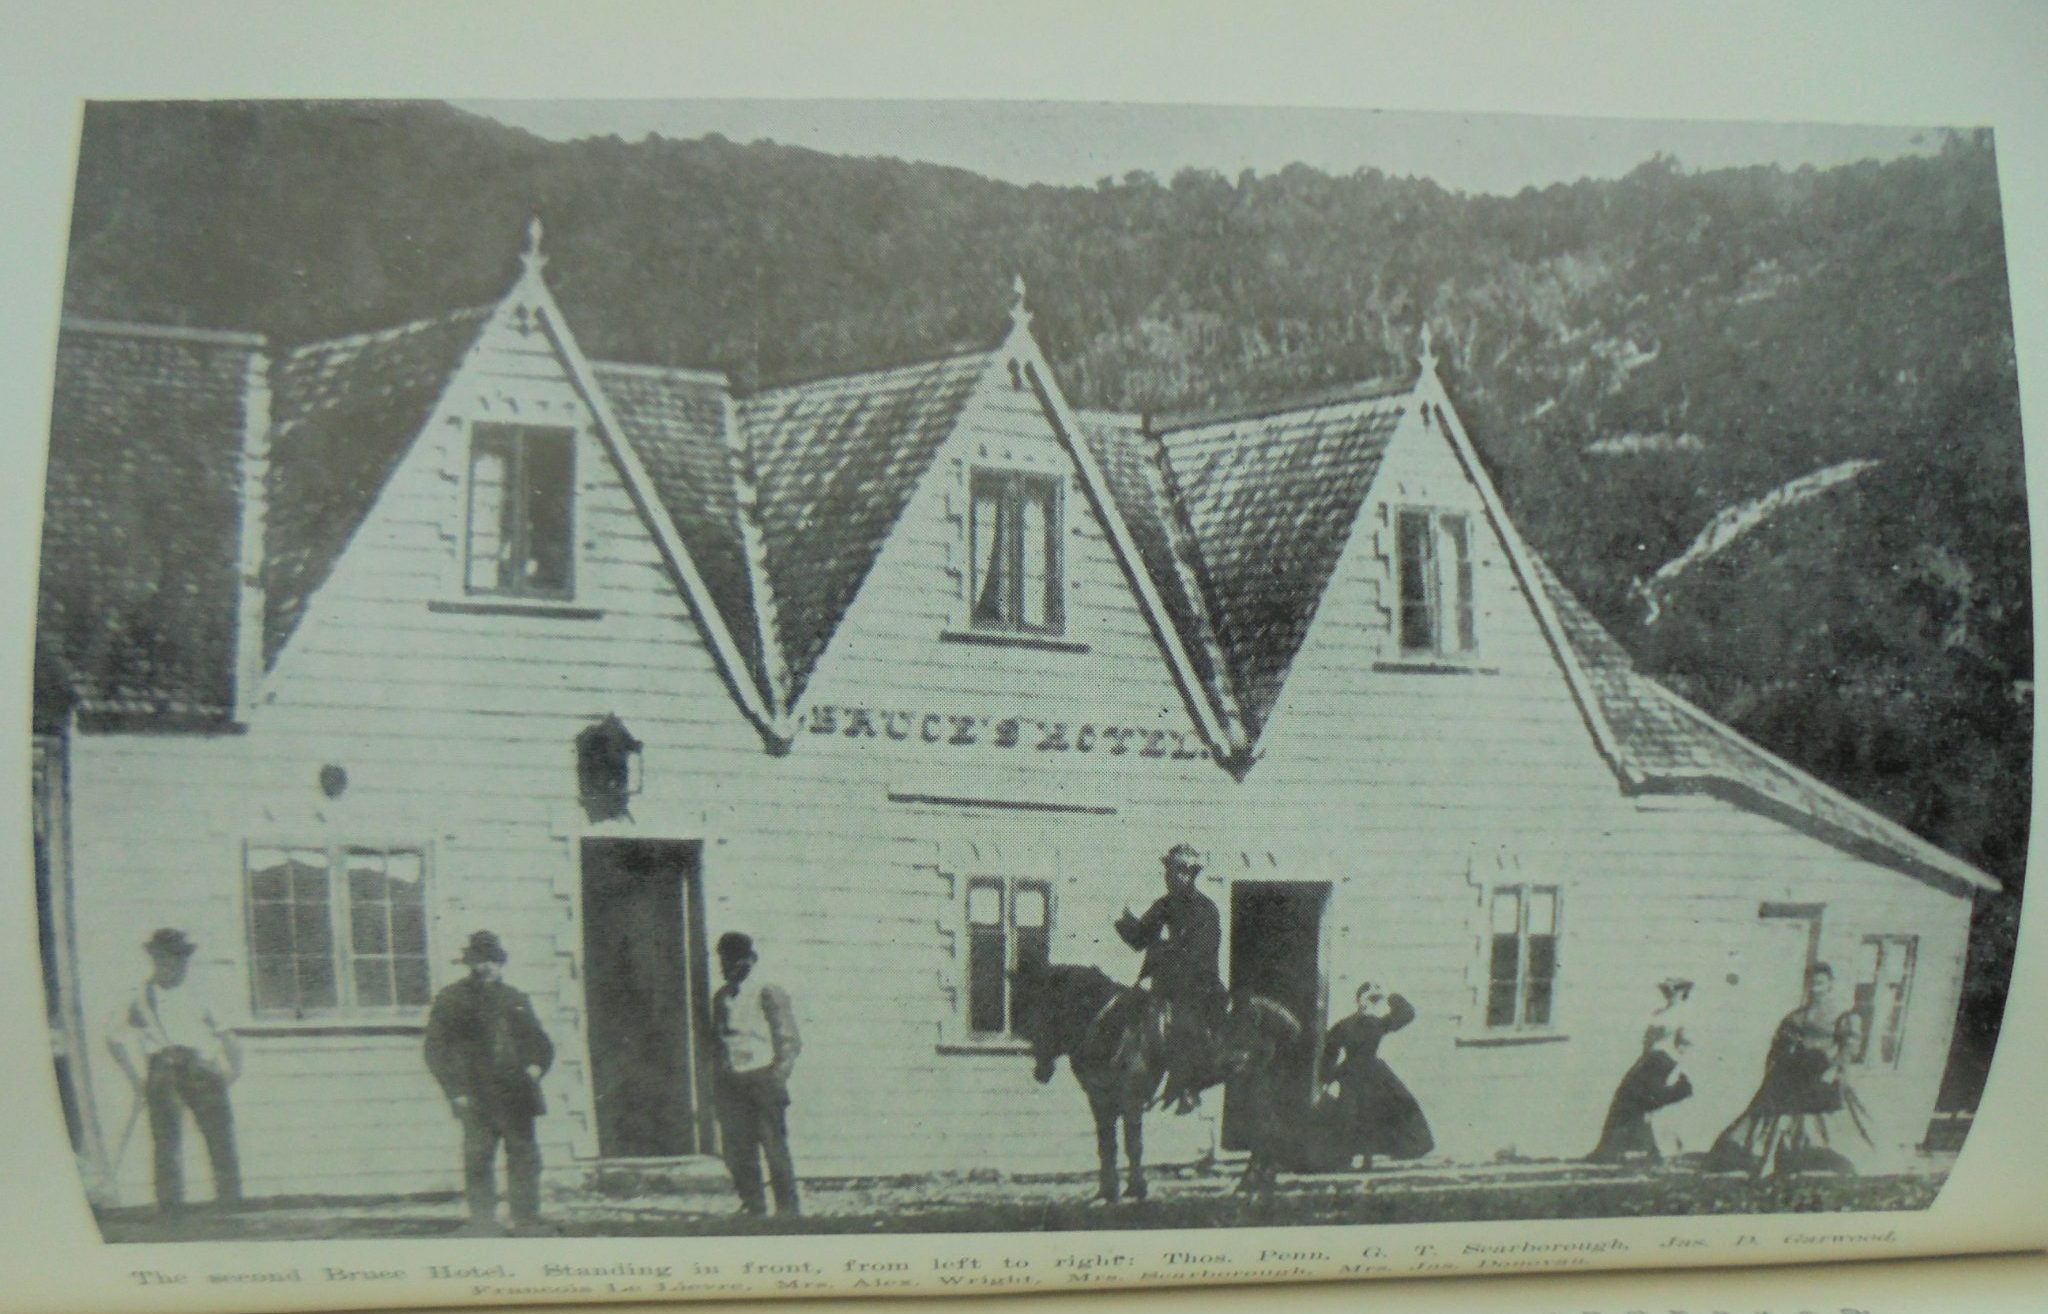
left=1221, top=880, right=1329, bottom=1150
left=580, top=839, right=714, bottom=1157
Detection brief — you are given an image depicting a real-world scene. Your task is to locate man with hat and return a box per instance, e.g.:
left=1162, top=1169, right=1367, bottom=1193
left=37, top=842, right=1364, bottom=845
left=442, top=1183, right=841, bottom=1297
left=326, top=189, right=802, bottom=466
left=712, top=931, right=802, bottom=1217
left=424, top=930, right=555, bottom=1235
left=106, top=928, right=243, bottom=1212
left=1116, top=843, right=1227, bottom=1112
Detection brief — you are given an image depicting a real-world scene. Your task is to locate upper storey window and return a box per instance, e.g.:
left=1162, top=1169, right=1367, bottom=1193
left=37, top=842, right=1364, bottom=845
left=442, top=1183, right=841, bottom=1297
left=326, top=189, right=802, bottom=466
left=466, top=424, right=575, bottom=599
left=1396, top=507, right=1476, bottom=657
left=969, top=470, right=1064, bottom=634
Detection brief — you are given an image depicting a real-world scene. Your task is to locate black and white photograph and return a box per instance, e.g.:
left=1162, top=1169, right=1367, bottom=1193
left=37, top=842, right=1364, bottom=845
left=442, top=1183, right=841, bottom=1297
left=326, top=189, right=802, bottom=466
left=30, top=97, right=2029, bottom=1243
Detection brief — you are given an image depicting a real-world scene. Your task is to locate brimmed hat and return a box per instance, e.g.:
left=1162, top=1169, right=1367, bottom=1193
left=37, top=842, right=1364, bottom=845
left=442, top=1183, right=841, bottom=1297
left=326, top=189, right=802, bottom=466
left=1163, top=842, right=1203, bottom=873
left=716, top=931, right=755, bottom=961
left=144, top=928, right=197, bottom=958
left=458, top=930, right=508, bottom=965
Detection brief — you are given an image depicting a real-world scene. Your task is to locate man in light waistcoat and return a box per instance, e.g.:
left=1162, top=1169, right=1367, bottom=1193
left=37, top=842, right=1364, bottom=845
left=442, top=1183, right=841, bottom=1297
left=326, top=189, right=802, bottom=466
left=105, top=928, right=243, bottom=1213
left=712, top=931, right=802, bottom=1217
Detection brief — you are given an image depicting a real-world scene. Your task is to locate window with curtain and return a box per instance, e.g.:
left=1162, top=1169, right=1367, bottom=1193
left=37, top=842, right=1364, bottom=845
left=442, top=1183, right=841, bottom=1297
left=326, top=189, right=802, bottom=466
left=1396, top=506, right=1476, bottom=657
left=970, top=470, right=1064, bottom=633
left=466, top=424, right=575, bottom=599
left=246, top=844, right=430, bottom=1018
left=963, top=876, right=1054, bottom=1037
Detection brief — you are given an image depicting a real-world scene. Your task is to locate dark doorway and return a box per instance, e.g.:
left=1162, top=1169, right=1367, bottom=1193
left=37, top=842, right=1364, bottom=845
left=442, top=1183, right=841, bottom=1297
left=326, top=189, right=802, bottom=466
left=580, top=839, right=714, bottom=1157
left=1222, top=880, right=1329, bottom=1150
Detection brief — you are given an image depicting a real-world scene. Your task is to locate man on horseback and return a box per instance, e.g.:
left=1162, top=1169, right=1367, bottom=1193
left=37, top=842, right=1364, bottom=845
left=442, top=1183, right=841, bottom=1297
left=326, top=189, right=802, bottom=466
left=1115, top=842, right=1229, bottom=1113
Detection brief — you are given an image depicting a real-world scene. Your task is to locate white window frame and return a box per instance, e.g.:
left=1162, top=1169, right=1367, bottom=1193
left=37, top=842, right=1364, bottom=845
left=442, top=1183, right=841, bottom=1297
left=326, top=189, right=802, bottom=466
left=463, top=422, right=579, bottom=601
left=949, top=871, right=1055, bottom=1047
left=242, top=841, right=434, bottom=1021
left=1850, top=933, right=1918, bottom=1069
left=1393, top=505, right=1478, bottom=659
left=966, top=468, right=1067, bottom=636
left=1481, top=882, right=1561, bottom=1033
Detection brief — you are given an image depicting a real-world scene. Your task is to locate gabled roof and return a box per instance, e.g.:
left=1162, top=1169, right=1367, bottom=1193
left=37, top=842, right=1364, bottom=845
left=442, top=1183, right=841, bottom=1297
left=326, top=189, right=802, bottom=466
left=590, top=361, right=767, bottom=698
left=1148, top=383, right=1408, bottom=735
left=38, top=321, right=264, bottom=728
left=1530, top=554, right=1998, bottom=893
left=264, top=307, right=490, bottom=664
left=742, top=351, right=990, bottom=707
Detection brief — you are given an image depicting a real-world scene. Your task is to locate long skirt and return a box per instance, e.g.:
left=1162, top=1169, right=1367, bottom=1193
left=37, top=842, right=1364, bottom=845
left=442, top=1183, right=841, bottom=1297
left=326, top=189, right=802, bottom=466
left=1705, top=1050, right=1873, bottom=1176
left=1331, top=1059, right=1434, bottom=1163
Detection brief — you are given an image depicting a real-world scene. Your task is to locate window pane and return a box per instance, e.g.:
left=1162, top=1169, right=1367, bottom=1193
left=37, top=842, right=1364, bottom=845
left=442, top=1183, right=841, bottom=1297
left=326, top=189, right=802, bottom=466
left=970, top=475, right=1013, bottom=626
left=1398, top=509, right=1438, bottom=652
left=1013, top=884, right=1049, bottom=930
left=522, top=432, right=575, bottom=593
left=385, top=852, right=424, bottom=900
left=968, top=926, right=1006, bottom=1033
left=1444, top=514, right=1476, bottom=651
left=1486, top=936, right=1520, bottom=1028
left=1526, top=933, right=1557, bottom=1025
left=1490, top=888, right=1522, bottom=935
left=390, top=903, right=427, bottom=956
left=467, top=438, right=512, bottom=592
left=354, top=958, right=394, bottom=1008
left=296, top=955, right=338, bottom=1011
left=250, top=903, right=293, bottom=956
left=293, top=902, right=333, bottom=955
left=1018, top=481, right=1055, bottom=629
left=967, top=882, right=1003, bottom=927
left=394, top=958, right=431, bottom=1007
left=351, top=902, right=390, bottom=955
left=1528, top=888, right=1557, bottom=935
left=252, top=957, right=296, bottom=1012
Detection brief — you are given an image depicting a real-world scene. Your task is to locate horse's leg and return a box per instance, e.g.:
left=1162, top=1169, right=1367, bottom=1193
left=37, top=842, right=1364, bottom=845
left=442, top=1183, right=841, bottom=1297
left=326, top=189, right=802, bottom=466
left=1124, top=1106, right=1147, bottom=1201
left=1092, top=1096, right=1121, bottom=1203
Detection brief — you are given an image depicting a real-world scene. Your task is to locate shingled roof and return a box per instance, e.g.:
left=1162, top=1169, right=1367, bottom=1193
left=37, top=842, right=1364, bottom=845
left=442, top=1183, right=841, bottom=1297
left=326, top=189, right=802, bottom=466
left=742, top=351, right=990, bottom=706
left=1150, top=384, right=1408, bottom=735
left=1076, top=410, right=1239, bottom=734
left=591, top=361, right=767, bottom=698
left=1529, top=554, right=1996, bottom=892
left=38, top=322, right=264, bottom=728
left=264, top=307, right=491, bottom=665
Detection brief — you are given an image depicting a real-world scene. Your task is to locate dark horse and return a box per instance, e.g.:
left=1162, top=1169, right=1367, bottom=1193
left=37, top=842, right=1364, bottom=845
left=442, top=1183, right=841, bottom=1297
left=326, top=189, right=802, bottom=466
left=1011, top=962, right=1304, bottom=1202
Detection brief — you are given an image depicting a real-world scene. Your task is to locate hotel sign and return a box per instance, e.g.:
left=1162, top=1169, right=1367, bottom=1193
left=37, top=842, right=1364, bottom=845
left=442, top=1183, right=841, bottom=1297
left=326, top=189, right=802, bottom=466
left=798, top=704, right=1213, bottom=762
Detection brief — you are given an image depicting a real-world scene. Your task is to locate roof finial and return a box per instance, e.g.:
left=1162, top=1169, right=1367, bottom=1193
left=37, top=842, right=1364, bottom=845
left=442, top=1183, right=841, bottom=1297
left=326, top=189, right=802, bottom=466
left=521, top=215, right=547, bottom=274
left=1417, top=321, right=1437, bottom=378
left=1009, top=272, right=1032, bottom=335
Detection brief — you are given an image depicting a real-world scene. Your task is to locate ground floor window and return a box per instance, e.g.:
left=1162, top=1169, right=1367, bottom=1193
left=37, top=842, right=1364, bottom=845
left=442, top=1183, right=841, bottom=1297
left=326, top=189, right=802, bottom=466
left=1484, top=884, right=1559, bottom=1029
left=964, top=876, right=1053, bottom=1037
left=1850, top=934, right=1917, bottom=1067
left=244, top=844, right=430, bottom=1018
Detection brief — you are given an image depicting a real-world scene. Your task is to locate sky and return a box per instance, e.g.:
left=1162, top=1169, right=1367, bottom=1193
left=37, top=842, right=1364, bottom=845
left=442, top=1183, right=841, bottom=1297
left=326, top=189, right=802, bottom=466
left=458, top=99, right=1946, bottom=196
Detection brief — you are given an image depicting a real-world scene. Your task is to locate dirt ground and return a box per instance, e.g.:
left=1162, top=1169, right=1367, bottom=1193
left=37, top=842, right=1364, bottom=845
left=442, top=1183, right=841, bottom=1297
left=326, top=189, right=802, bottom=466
left=96, top=1155, right=1953, bottom=1242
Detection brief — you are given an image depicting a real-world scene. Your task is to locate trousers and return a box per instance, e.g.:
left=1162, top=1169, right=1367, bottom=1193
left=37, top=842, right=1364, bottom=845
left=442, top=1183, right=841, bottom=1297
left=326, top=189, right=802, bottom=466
left=716, top=1068, right=798, bottom=1214
left=145, top=1048, right=240, bottom=1209
left=461, top=1101, right=541, bottom=1225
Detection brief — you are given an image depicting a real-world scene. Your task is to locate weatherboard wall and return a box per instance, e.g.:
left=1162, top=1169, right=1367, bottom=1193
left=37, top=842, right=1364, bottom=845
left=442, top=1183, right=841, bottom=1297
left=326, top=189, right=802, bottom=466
left=57, top=309, right=1973, bottom=1201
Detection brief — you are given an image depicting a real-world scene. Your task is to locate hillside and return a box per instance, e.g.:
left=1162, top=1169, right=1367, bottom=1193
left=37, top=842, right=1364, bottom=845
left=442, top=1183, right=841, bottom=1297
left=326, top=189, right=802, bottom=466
left=57, top=100, right=2030, bottom=1103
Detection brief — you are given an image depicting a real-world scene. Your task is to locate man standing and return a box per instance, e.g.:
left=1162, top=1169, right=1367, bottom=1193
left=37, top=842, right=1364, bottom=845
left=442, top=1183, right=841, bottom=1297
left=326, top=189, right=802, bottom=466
left=106, top=928, right=243, bottom=1212
left=1116, top=842, right=1227, bottom=1112
left=712, top=931, right=801, bottom=1217
left=424, top=931, right=555, bottom=1236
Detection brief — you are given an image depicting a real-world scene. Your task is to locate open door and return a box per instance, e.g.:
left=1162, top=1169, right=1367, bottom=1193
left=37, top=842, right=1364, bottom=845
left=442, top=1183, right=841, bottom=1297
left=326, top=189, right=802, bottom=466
left=580, top=839, right=715, bottom=1157
left=1222, top=880, right=1329, bottom=1150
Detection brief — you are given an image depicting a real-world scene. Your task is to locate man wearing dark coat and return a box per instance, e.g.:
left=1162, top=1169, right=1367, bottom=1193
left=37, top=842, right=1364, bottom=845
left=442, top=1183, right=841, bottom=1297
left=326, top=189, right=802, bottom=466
left=424, top=930, right=555, bottom=1236
left=1116, top=842, right=1227, bottom=1112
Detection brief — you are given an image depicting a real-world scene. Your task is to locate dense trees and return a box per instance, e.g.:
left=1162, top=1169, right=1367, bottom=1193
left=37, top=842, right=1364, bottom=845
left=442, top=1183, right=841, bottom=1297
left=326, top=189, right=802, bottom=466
left=61, top=102, right=2027, bottom=1106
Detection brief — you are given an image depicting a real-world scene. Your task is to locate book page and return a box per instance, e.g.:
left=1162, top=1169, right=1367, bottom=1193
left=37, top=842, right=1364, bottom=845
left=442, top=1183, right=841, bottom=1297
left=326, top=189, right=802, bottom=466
left=2, top=3, right=2045, bottom=1312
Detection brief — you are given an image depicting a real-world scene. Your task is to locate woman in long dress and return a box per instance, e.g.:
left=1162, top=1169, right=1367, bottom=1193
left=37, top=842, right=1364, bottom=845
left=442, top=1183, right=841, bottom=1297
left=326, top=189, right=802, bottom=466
left=1318, top=982, right=1433, bottom=1169
left=1706, top=961, right=1874, bottom=1176
left=1589, top=1022, right=1694, bottom=1163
